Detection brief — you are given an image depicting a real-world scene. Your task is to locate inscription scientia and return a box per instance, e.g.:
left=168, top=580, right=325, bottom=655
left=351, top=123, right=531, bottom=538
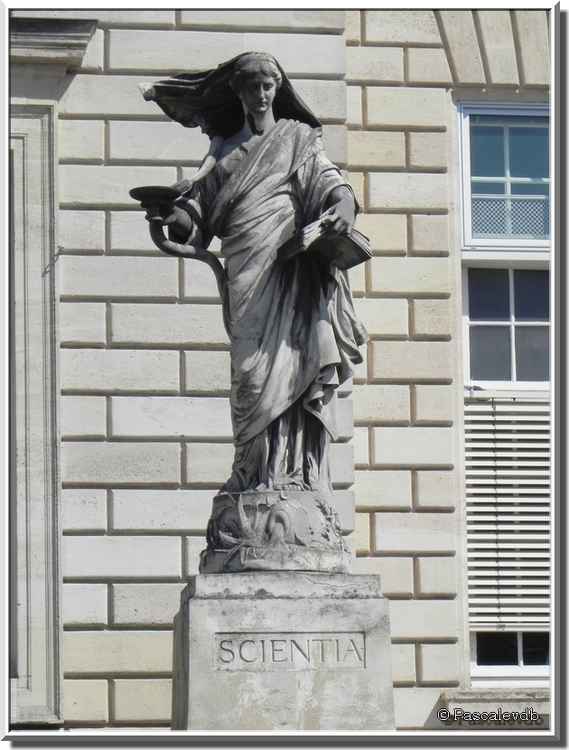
left=215, top=632, right=366, bottom=671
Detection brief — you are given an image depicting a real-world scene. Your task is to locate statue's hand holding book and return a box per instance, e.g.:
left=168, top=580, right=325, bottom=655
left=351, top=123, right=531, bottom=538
left=278, top=210, right=371, bottom=271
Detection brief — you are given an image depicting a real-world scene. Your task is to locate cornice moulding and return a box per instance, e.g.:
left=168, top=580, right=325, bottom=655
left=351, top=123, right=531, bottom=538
left=9, top=18, right=97, bottom=70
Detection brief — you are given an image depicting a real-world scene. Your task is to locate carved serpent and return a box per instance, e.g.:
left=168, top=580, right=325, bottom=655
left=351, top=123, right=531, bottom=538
left=129, top=182, right=226, bottom=298
left=208, top=496, right=293, bottom=549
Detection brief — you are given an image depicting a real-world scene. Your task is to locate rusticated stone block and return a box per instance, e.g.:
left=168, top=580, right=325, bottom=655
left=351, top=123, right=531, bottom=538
left=354, top=299, right=408, bottom=337
left=113, top=679, right=172, bottom=723
left=477, top=11, right=519, bottom=85
left=59, top=210, right=105, bottom=251
left=368, top=173, right=448, bottom=211
left=367, top=87, right=449, bottom=128
left=438, top=10, right=485, bottom=85
left=60, top=303, right=106, bottom=345
left=60, top=349, right=179, bottom=392
left=63, top=583, right=107, bottom=626
left=60, top=165, right=176, bottom=207
left=352, top=556, right=414, bottom=596
left=347, top=47, right=404, bottom=83
left=62, top=442, right=180, bottom=484
left=371, top=341, right=454, bottom=381
left=407, top=48, right=452, bottom=85
left=178, top=10, right=345, bottom=32
left=513, top=10, right=550, bottom=86
left=410, top=214, right=449, bottom=254
left=62, top=489, right=107, bottom=532
left=59, top=120, right=104, bottom=161
left=365, top=10, right=440, bottom=44
left=63, top=535, right=181, bottom=578
left=109, top=30, right=345, bottom=77
left=64, top=631, right=173, bottom=673
left=373, top=427, right=454, bottom=466
left=416, top=556, right=458, bottom=595
left=63, top=679, right=108, bottom=723
left=419, top=643, right=460, bottom=683
left=112, top=583, right=186, bottom=626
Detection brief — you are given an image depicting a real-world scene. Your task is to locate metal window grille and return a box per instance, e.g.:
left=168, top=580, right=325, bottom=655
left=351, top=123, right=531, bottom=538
left=472, top=196, right=549, bottom=240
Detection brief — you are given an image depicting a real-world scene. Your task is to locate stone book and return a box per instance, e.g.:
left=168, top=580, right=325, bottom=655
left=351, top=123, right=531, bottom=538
left=278, top=218, right=372, bottom=271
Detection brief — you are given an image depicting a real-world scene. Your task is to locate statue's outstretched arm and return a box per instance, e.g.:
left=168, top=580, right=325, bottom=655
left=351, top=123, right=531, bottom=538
left=130, top=134, right=226, bottom=296
left=133, top=188, right=226, bottom=297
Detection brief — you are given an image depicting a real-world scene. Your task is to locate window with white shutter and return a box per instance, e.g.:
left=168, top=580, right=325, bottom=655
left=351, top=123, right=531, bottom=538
left=459, top=103, right=551, bottom=684
left=465, top=396, right=551, bottom=633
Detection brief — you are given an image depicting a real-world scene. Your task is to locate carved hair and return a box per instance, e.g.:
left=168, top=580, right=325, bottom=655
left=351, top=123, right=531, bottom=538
left=229, top=52, right=282, bottom=95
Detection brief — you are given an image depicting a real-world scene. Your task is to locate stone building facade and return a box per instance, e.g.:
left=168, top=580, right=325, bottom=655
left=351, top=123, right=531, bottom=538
left=9, top=9, right=552, bottom=731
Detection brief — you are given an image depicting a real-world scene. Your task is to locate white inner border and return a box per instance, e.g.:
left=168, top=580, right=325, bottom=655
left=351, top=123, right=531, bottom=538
left=2, top=0, right=559, bottom=741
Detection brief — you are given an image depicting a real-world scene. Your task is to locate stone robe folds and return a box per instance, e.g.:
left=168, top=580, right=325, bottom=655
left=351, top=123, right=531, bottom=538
left=189, top=119, right=366, bottom=493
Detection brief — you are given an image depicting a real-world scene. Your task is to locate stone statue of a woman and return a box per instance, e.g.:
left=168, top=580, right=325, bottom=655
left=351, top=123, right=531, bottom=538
left=133, top=52, right=368, bottom=573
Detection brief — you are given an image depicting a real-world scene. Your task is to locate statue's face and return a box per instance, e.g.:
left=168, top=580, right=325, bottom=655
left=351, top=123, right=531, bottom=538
left=237, top=74, right=277, bottom=118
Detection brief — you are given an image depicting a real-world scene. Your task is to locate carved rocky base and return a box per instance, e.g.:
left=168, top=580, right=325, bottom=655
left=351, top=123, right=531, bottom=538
left=199, top=489, right=351, bottom=574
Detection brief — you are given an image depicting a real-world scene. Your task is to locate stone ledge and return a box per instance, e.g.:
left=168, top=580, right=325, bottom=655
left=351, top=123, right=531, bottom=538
left=10, top=18, right=97, bottom=69
left=443, top=687, right=549, bottom=704
left=185, top=572, right=385, bottom=601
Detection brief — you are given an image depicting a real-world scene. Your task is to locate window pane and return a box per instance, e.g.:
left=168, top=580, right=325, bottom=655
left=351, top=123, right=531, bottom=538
left=514, top=270, right=549, bottom=321
left=471, top=126, right=505, bottom=177
left=472, top=181, right=506, bottom=195
left=515, top=327, right=549, bottom=381
left=470, top=326, right=511, bottom=380
left=477, top=633, right=518, bottom=665
left=509, top=127, right=549, bottom=179
left=471, top=115, right=546, bottom=128
left=511, top=183, right=549, bottom=196
left=469, top=269, right=510, bottom=320
left=522, top=633, right=549, bottom=666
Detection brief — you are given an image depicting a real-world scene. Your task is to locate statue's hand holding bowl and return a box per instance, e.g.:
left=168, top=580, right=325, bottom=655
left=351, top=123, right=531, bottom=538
left=144, top=203, right=193, bottom=235
left=129, top=185, right=193, bottom=242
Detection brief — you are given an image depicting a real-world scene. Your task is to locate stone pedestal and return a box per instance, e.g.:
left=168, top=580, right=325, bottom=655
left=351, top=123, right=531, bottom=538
left=172, top=572, right=395, bottom=730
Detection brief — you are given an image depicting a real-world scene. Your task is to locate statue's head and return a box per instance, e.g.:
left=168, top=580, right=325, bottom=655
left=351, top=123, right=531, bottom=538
left=229, top=53, right=282, bottom=94
left=229, top=53, right=282, bottom=119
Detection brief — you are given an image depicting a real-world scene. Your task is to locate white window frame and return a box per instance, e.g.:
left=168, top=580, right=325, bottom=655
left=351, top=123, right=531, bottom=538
left=470, top=632, right=550, bottom=688
left=462, top=264, right=551, bottom=391
left=459, top=103, right=550, bottom=255
left=460, top=101, right=553, bottom=689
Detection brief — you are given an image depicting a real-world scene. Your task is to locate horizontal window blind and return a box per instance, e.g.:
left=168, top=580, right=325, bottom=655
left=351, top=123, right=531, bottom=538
left=465, top=396, right=551, bottom=632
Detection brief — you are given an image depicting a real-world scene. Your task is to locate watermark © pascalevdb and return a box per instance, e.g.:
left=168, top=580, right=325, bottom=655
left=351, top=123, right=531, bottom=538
left=437, top=706, right=545, bottom=727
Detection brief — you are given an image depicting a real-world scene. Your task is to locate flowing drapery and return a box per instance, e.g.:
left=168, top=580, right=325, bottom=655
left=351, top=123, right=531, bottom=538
left=190, top=119, right=366, bottom=491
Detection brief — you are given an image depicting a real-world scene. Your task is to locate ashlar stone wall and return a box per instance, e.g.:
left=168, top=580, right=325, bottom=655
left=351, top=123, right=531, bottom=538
left=345, top=8, right=549, bottom=729
left=345, top=10, right=460, bottom=729
left=13, top=8, right=355, bottom=728
left=12, top=7, right=550, bottom=731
